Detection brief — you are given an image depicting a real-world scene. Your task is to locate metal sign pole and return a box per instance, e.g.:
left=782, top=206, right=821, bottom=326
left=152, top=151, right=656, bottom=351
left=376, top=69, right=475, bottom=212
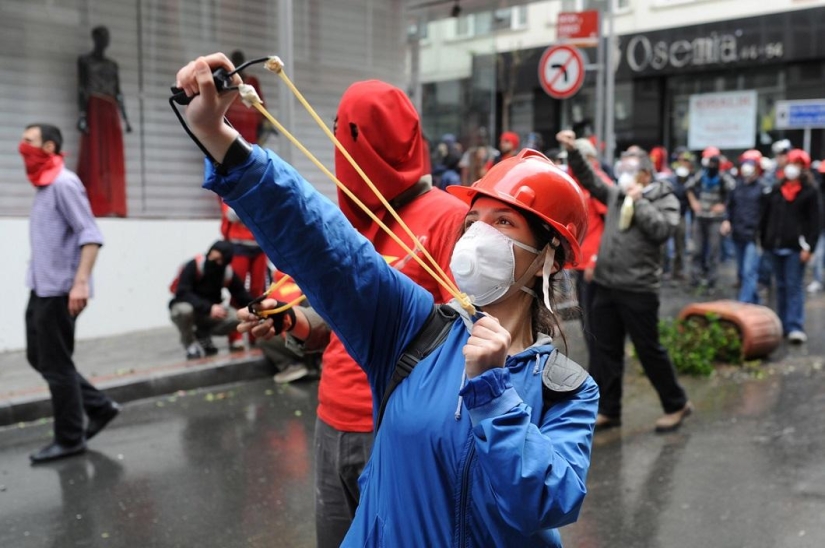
left=804, top=127, right=812, bottom=154
left=594, top=9, right=605, bottom=163
left=604, top=0, right=616, bottom=163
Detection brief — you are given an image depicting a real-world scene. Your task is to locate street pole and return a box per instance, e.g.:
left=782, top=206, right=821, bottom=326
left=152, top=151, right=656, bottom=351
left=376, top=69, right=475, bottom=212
left=804, top=127, right=812, bottom=154
left=604, top=0, right=616, bottom=163
left=594, top=8, right=605, bottom=163
left=278, top=0, right=295, bottom=163
left=408, top=18, right=423, bottom=113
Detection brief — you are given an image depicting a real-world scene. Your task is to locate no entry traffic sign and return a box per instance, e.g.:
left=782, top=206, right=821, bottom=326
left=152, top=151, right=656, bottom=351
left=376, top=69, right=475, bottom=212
left=539, top=45, right=585, bottom=100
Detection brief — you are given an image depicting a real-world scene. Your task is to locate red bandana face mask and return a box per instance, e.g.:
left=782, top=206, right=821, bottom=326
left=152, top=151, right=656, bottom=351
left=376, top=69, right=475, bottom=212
left=18, top=141, right=64, bottom=187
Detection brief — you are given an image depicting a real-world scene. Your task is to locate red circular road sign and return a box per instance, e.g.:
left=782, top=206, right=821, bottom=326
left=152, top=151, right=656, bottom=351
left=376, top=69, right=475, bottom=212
left=538, top=45, right=586, bottom=100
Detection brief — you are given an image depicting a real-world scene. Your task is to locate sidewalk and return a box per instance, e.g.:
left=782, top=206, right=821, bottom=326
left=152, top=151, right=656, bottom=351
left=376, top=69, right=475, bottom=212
left=0, top=326, right=273, bottom=427
left=3, top=261, right=823, bottom=429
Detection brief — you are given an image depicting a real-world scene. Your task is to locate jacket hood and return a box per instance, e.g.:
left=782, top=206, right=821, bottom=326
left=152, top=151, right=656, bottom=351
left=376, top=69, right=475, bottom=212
left=642, top=179, right=674, bottom=202
left=208, top=240, right=234, bottom=265
left=334, top=80, right=427, bottom=236
left=513, top=333, right=555, bottom=360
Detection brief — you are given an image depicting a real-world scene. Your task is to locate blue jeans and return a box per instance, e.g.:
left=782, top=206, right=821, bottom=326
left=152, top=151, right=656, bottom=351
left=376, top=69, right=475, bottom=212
left=734, top=240, right=760, bottom=304
left=770, top=250, right=805, bottom=334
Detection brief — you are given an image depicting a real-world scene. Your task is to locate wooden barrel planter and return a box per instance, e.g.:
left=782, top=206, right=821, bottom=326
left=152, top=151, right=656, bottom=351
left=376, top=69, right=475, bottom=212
left=677, top=300, right=783, bottom=360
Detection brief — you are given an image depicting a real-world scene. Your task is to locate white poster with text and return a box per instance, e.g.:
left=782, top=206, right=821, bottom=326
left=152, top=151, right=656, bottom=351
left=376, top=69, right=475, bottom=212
left=688, top=90, right=757, bottom=150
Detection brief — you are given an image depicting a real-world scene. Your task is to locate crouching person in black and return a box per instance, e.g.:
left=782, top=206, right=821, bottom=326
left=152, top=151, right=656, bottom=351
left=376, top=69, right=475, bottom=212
left=169, top=241, right=253, bottom=359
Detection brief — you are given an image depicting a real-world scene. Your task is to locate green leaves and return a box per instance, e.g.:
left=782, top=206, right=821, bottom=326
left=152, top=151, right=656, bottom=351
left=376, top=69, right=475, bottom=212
left=658, top=313, right=743, bottom=376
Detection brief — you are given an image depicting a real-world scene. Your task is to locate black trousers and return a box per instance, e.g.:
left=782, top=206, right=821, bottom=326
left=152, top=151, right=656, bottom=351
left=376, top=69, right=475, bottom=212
left=588, top=283, right=688, bottom=418
left=25, top=292, right=111, bottom=445
left=572, top=269, right=596, bottom=356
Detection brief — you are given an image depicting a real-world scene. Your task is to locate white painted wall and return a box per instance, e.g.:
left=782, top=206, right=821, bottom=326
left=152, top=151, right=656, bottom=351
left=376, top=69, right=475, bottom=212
left=0, top=218, right=223, bottom=352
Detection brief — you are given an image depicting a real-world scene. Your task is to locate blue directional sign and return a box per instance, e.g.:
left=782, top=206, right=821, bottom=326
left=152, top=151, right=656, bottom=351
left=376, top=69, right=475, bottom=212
left=775, top=100, right=825, bottom=129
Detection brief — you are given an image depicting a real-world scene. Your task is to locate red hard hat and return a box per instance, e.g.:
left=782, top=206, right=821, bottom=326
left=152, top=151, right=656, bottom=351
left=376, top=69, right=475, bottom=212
left=702, top=146, right=721, bottom=159
left=739, top=149, right=763, bottom=163
left=787, top=149, right=811, bottom=168
left=447, top=149, right=588, bottom=266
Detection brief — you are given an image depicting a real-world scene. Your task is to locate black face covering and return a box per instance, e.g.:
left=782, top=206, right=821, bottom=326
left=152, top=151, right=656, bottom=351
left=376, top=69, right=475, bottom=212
left=706, top=156, right=721, bottom=178
left=206, top=241, right=234, bottom=275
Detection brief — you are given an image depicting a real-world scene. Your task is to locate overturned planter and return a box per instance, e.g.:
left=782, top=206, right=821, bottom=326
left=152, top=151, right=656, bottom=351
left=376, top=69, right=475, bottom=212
left=678, top=300, right=783, bottom=360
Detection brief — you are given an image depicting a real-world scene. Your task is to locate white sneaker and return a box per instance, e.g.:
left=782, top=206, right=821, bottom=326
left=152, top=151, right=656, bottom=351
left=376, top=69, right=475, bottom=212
left=787, top=331, right=808, bottom=344
left=807, top=281, right=822, bottom=294
left=185, top=342, right=204, bottom=360
left=273, top=363, right=309, bottom=384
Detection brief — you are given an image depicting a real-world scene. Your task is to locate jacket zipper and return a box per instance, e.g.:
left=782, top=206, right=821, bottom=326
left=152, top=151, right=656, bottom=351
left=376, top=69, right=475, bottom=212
left=458, top=441, right=475, bottom=547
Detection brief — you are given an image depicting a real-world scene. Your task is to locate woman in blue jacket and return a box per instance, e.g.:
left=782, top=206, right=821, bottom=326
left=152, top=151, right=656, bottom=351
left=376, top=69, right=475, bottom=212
left=175, top=53, right=598, bottom=547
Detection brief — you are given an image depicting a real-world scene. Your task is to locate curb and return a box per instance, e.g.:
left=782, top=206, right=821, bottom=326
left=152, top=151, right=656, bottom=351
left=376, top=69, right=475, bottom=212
left=0, top=354, right=273, bottom=428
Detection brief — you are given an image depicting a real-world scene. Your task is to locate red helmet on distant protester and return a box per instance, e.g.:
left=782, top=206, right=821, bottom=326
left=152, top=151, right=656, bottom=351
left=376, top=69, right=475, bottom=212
left=702, top=146, right=721, bottom=159
left=739, top=149, right=763, bottom=163
left=447, top=149, right=587, bottom=266
left=738, top=150, right=763, bottom=177
left=500, top=131, right=520, bottom=149
left=787, top=149, right=811, bottom=169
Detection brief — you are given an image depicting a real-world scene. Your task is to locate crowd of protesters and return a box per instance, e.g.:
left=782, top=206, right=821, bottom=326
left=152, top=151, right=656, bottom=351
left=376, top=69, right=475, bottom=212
left=432, top=131, right=824, bottom=346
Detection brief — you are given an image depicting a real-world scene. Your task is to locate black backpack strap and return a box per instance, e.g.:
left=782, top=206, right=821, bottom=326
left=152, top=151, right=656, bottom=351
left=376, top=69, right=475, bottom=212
left=376, top=303, right=459, bottom=431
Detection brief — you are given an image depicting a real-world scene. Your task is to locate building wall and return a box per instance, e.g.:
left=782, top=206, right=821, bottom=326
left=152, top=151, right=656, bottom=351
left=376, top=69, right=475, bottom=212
left=1, top=0, right=406, bottom=218
left=1, top=0, right=407, bottom=351
left=0, top=217, right=221, bottom=352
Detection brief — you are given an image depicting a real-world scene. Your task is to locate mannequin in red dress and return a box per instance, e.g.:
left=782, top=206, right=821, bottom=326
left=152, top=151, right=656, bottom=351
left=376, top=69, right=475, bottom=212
left=77, top=26, right=131, bottom=217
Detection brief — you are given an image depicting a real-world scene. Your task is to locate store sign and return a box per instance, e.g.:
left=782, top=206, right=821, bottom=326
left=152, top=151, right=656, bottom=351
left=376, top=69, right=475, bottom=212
left=624, top=32, right=783, bottom=73
left=775, top=100, right=825, bottom=129
left=688, top=90, right=757, bottom=150
left=557, top=11, right=599, bottom=46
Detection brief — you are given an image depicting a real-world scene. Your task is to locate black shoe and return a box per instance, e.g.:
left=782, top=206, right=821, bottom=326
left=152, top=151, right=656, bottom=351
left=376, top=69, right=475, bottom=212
left=30, top=440, right=86, bottom=464
left=199, top=338, right=219, bottom=357
left=86, top=401, right=121, bottom=441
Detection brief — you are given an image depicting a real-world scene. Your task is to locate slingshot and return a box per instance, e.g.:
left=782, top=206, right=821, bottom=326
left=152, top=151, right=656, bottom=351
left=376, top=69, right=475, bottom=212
left=169, top=56, right=475, bottom=318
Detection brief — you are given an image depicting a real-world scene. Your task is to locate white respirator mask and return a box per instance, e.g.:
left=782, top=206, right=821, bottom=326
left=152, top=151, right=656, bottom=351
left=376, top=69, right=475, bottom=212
left=675, top=166, right=690, bottom=178
left=450, top=221, right=553, bottom=308
left=784, top=164, right=801, bottom=181
left=740, top=163, right=756, bottom=179
left=618, top=172, right=637, bottom=193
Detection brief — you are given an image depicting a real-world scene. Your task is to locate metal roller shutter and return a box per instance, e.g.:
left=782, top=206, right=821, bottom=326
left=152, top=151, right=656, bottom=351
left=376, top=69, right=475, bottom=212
left=0, top=0, right=405, bottom=217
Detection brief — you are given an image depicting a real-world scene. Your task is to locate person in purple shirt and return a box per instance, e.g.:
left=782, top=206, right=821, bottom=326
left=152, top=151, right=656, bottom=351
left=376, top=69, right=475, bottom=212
left=19, top=123, right=120, bottom=464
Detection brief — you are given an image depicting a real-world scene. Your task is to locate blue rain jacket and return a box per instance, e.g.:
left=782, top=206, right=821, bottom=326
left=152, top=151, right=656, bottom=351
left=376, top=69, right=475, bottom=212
left=205, top=146, right=599, bottom=547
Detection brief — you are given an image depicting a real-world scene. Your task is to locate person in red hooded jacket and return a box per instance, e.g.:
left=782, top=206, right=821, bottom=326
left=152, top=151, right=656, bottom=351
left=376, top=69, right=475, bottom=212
left=241, top=80, right=468, bottom=547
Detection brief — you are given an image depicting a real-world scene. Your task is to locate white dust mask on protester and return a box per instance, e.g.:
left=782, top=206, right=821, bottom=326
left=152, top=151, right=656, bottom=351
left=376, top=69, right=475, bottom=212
left=784, top=164, right=801, bottom=181
left=450, top=221, right=541, bottom=307
left=675, top=166, right=690, bottom=178
left=740, top=163, right=756, bottom=179
left=617, top=172, right=636, bottom=193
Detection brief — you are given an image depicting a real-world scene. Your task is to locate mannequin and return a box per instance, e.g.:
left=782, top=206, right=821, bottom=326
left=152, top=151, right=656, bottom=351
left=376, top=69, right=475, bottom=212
left=77, top=26, right=130, bottom=217
left=224, top=49, right=270, bottom=144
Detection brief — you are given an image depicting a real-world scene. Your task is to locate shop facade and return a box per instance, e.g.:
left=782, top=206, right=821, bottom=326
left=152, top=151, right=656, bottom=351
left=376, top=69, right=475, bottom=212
left=423, top=5, right=825, bottom=160
left=0, top=0, right=406, bottom=351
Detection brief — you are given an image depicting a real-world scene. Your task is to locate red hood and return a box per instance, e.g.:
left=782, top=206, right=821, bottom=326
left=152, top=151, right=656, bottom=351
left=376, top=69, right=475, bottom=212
left=334, top=80, right=427, bottom=237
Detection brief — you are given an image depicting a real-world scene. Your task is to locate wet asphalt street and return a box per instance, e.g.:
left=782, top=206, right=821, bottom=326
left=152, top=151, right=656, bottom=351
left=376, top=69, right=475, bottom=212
left=2, top=355, right=824, bottom=548
left=0, top=381, right=319, bottom=548
left=2, top=282, right=825, bottom=547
